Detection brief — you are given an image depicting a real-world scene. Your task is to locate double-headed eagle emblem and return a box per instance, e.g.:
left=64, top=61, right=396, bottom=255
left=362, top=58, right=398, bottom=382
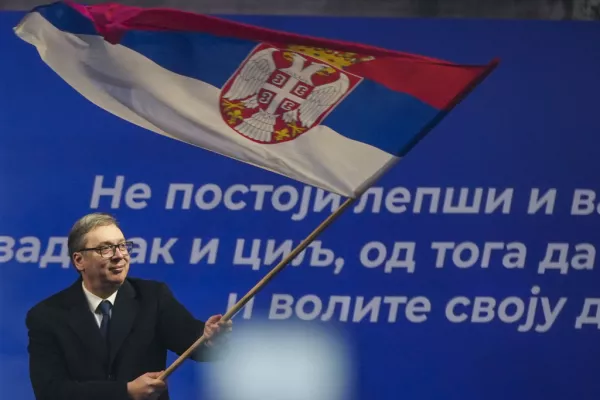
left=220, top=46, right=359, bottom=143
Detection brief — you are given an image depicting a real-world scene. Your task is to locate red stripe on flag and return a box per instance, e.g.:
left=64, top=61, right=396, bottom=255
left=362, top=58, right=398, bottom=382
left=66, top=1, right=497, bottom=109
left=345, top=59, right=493, bottom=109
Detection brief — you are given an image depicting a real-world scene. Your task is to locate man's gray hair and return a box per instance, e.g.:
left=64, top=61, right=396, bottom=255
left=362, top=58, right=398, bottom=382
left=67, top=212, right=120, bottom=257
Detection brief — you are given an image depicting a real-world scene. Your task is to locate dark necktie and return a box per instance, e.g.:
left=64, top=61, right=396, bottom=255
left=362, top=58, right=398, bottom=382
left=97, top=300, right=112, bottom=340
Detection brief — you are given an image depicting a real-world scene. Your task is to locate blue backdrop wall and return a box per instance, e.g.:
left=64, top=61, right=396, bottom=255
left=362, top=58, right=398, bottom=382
left=1, top=9, right=599, bottom=400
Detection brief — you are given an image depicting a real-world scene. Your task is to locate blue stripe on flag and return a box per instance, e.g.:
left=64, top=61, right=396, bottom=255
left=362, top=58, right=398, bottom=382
left=34, top=2, right=97, bottom=35
left=325, top=80, right=440, bottom=155
left=35, top=3, right=263, bottom=89
left=119, top=32, right=256, bottom=89
left=37, top=2, right=440, bottom=155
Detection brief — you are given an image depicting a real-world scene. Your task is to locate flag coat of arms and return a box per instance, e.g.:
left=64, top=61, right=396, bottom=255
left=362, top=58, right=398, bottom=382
left=14, top=1, right=498, bottom=197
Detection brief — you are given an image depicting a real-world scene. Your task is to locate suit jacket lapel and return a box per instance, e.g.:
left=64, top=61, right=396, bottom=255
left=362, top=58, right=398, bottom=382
left=108, top=279, right=139, bottom=366
left=65, top=279, right=108, bottom=364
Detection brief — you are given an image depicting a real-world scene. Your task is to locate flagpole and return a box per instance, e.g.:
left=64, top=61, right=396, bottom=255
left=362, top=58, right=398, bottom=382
left=157, top=195, right=358, bottom=380
left=157, top=58, right=500, bottom=381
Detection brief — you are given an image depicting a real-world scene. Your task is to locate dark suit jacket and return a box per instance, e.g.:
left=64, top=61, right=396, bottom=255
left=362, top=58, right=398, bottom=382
left=25, top=277, right=213, bottom=400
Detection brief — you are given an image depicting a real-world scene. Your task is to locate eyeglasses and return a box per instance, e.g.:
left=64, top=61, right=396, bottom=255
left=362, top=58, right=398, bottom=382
left=77, top=241, right=134, bottom=259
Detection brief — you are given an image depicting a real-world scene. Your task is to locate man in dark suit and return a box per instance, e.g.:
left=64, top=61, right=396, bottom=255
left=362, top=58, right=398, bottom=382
left=25, top=212, right=232, bottom=400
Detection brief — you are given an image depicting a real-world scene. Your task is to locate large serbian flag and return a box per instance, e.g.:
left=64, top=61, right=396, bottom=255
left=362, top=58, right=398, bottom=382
left=14, top=1, right=498, bottom=197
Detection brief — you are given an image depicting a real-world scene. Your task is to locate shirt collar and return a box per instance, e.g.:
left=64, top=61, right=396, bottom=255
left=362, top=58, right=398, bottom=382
left=81, top=281, right=118, bottom=313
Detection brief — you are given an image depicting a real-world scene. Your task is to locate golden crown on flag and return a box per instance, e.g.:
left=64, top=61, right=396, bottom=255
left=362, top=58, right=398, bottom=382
left=285, top=45, right=375, bottom=74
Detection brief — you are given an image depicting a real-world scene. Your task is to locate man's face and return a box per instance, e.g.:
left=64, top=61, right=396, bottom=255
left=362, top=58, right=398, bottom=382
left=73, top=224, right=130, bottom=291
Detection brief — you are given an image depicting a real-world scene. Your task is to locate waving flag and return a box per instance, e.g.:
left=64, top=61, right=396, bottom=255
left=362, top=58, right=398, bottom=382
left=14, top=1, right=498, bottom=197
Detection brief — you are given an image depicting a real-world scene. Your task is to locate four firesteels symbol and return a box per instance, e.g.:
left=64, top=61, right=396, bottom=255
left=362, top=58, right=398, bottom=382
left=219, top=44, right=363, bottom=144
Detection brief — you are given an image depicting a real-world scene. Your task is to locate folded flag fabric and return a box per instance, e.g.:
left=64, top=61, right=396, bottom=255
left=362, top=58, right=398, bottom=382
left=14, top=1, right=498, bottom=197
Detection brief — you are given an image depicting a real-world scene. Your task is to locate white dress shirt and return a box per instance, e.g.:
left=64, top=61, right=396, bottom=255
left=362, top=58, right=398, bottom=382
left=81, top=281, right=118, bottom=327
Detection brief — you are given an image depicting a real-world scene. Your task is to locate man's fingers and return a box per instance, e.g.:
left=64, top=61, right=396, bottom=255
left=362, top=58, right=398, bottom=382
left=208, top=323, right=221, bottom=333
left=207, top=314, right=222, bottom=323
left=219, top=320, right=232, bottom=332
left=150, top=379, right=167, bottom=389
left=204, top=315, right=233, bottom=344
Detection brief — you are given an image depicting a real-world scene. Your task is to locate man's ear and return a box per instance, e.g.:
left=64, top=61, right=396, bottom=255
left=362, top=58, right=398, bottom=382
left=72, top=252, right=85, bottom=272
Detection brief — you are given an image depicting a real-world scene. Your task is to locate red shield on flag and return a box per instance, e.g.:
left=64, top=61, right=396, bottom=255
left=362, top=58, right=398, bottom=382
left=219, top=43, right=362, bottom=144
